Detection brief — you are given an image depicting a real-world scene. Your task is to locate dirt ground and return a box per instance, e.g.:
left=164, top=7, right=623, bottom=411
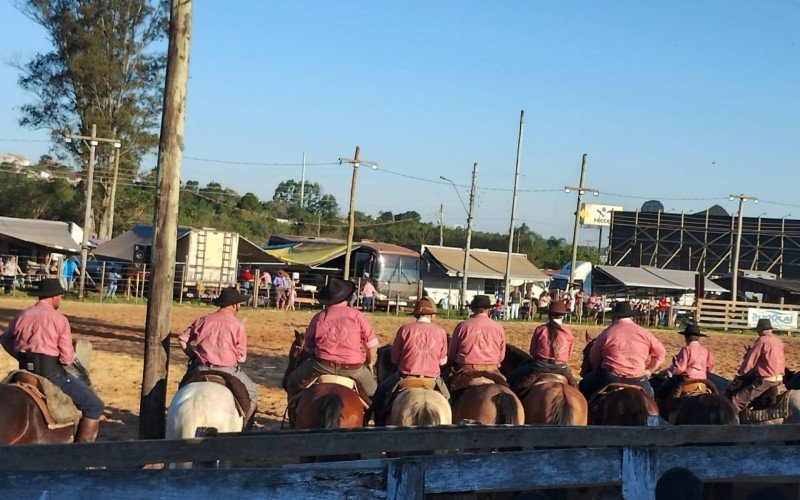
left=0, top=297, right=798, bottom=442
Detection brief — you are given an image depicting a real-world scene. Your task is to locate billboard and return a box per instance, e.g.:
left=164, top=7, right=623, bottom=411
left=580, top=204, right=624, bottom=227
left=747, top=308, right=798, bottom=331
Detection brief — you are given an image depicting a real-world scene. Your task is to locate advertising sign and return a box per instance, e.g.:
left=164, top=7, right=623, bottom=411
left=580, top=204, right=624, bottom=227
left=747, top=308, right=798, bottom=330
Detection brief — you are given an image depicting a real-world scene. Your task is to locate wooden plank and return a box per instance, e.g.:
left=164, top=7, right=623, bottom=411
left=2, top=425, right=800, bottom=471
left=657, top=445, right=800, bottom=482
left=0, top=469, right=386, bottom=500
left=386, top=460, right=424, bottom=500
left=621, top=447, right=655, bottom=500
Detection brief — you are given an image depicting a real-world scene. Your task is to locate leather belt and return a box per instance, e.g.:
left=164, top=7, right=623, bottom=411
left=610, top=371, right=647, bottom=379
left=317, top=358, right=363, bottom=371
left=458, top=363, right=499, bottom=372
left=763, top=375, right=783, bottom=382
left=18, top=352, right=66, bottom=379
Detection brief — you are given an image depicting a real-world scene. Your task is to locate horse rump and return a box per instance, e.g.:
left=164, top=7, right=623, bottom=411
left=319, top=393, right=344, bottom=429
left=549, top=384, right=574, bottom=425
left=492, top=391, right=522, bottom=425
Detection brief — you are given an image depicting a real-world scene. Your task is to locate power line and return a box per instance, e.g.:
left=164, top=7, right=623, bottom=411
left=183, top=155, right=338, bottom=167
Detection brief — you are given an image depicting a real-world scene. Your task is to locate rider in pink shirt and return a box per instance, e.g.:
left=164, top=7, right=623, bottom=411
left=656, top=323, right=714, bottom=399
left=448, top=295, right=506, bottom=375
left=728, top=318, right=786, bottom=411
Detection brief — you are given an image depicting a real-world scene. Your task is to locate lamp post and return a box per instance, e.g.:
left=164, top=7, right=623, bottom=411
left=441, top=164, right=478, bottom=312
left=338, top=146, right=377, bottom=280
left=729, top=193, right=758, bottom=302
left=564, top=154, right=599, bottom=292
left=64, top=125, right=122, bottom=300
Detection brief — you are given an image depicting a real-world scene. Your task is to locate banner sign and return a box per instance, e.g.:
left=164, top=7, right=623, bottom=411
left=580, top=204, right=624, bottom=227
left=747, top=308, right=798, bottom=330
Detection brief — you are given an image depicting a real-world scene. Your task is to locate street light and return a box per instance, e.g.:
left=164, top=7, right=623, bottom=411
left=729, top=193, right=759, bottom=303
left=338, top=146, right=378, bottom=280
left=63, top=124, right=125, bottom=300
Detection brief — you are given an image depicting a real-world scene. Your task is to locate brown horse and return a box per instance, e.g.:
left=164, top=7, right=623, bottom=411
left=452, top=383, right=524, bottom=425
left=520, top=374, right=588, bottom=425
left=283, top=331, right=366, bottom=430
left=0, top=384, right=75, bottom=444
left=580, top=333, right=659, bottom=425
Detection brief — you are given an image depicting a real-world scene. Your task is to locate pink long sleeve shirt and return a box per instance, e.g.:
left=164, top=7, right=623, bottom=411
left=178, top=308, right=247, bottom=367
left=589, top=319, right=666, bottom=377
left=304, top=302, right=379, bottom=365
left=0, top=301, right=74, bottom=365
left=529, top=321, right=574, bottom=363
left=666, top=341, right=714, bottom=379
left=737, top=332, right=785, bottom=377
left=448, top=313, right=506, bottom=366
left=391, top=319, right=448, bottom=378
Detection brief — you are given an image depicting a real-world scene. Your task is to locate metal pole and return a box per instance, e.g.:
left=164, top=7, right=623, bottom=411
left=569, top=154, right=588, bottom=289
left=343, top=146, right=360, bottom=280
left=598, top=226, right=603, bottom=256
left=299, top=151, right=306, bottom=209
left=503, top=110, right=524, bottom=320
left=461, top=163, right=478, bottom=312
left=731, top=197, right=745, bottom=302
left=78, top=124, right=98, bottom=301
left=439, top=204, right=444, bottom=246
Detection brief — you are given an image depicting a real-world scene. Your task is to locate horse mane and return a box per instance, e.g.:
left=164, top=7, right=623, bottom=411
left=549, top=384, right=574, bottom=425
left=505, top=344, right=531, bottom=362
left=319, top=393, right=343, bottom=430
left=492, top=391, right=521, bottom=425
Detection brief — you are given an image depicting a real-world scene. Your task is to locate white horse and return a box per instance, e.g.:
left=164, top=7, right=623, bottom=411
left=166, top=382, right=242, bottom=467
left=387, top=388, right=452, bottom=427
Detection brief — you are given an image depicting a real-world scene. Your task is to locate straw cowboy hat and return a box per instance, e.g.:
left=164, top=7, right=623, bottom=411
left=317, top=278, right=356, bottom=305
left=212, top=287, right=249, bottom=307
left=678, top=323, right=707, bottom=337
left=548, top=300, right=567, bottom=315
left=29, top=278, right=69, bottom=298
left=409, top=298, right=437, bottom=317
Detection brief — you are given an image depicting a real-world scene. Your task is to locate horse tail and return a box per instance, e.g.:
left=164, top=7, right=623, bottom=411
left=549, top=384, right=574, bottom=425
left=319, top=393, right=343, bottom=429
left=492, top=391, right=521, bottom=425
left=627, top=391, right=655, bottom=426
left=415, top=402, right=441, bottom=426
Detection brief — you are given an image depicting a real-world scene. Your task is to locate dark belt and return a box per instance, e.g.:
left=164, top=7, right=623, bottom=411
left=317, top=358, right=363, bottom=371
left=458, top=363, right=499, bottom=372
left=18, top=352, right=66, bottom=379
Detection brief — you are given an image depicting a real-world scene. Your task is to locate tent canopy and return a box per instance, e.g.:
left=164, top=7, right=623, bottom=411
left=423, top=245, right=550, bottom=282
left=0, top=216, right=82, bottom=253
left=264, top=243, right=351, bottom=267
left=594, top=265, right=727, bottom=296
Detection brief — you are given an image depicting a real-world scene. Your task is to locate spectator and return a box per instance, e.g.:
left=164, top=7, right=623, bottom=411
left=509, top=287, right=522, bottom=320
left=586, top=292, right=599, bottom=322
left=286, top=275, right=297, bottom=310
left=48, top=261, right=59, bottom=277
left=361, top=278, right=377, bottom=312
left=489, top=300, right=504, bottom=320
left=273, top=270, right=288, bottom=308
left=240, top=267, right=253, bottom=292
left=105, top=268, right=121, bottom=299
left=538, top=290, right=551, bottom=320
left=575, top=289, right=585, bottom=322
left=563, top=295, right=574, bottom=323
left=657, top=296, right=669, bottom=326
left=62, top=257, right=79, bottom=290
left=2, top=256, right=25, bottom=292
left=259, top=268, right=271, bottom=305
left=437, top=295, right=449, bottom=311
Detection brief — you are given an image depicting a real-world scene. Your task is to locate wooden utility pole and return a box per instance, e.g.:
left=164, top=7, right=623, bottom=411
left=438, top=204, right=444, bottom=246
left=139, top=0, right=193, bottom=440
left=565, top=155, right=598, bottom=290
left=460, top=163, right=478, bottom=312
left=78, top=124, right=97, bottom=301
left=107, top=134, right=121, bottom=238
left=338, top=146, right=378, bottom=280
left=503, top=110, right=524, bottom=319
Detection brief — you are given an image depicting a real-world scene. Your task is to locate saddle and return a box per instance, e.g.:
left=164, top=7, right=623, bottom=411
left=2, top=370, right=81, bottom=429
left=379, top=377, right=440, bottom=420
left=448, top=370, right=508, bottom=393
left=179, top=370, right=252, bottom=419
left=741, top=387, right=790, bottom=423
left=299, top=374, right=371, bottom=408
left=588, top=383, right=644, bottom=416
left=511, top=372, right=569, bottom=400
left=674, top=379, right=716, bottom=398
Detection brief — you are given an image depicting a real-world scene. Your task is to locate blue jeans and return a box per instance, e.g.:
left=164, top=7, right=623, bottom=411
left=579, top=369, right=655, bottom=400
left=50, top=372, right=104, bottom=419
left=658, top=311, right=666, bottom=325
left=362, top=296, right=373, bottom=311
left=105, top=282, right=118, bottom=298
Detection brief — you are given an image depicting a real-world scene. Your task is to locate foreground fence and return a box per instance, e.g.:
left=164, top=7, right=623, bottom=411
left=1, top=425, right=799, bottom=499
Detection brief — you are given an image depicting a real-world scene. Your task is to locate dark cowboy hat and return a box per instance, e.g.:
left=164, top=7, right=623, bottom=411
left=318, top=278, right=356, bottom=305
left=755, top=318, right=773, bottom=333
left=610, top=301, right=639, bottom=318
left=469, top=295, right=493, bottom=310
left=678, top=323, right=707, bottom=337
left=548, top=300, right=567, bottom=315
left=409, top=298, right=437, bottom=317
left=212, top=287, right=249, bottom=307
left=28, top=278, right=70, bottom=298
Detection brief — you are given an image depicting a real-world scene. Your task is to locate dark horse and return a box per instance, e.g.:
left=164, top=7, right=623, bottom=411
left=580, top=334, right=659, bottom=425
left=283, top=330, right=365, bottom=430
left=0, top=361, right=91, bottom=445
left=650, top=373, right=738, bottom=425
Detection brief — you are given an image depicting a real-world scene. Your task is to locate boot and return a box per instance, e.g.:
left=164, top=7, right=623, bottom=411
left=75, top=417, right=100, bottom=443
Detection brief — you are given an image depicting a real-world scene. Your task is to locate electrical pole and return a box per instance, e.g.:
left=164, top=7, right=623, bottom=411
left=439, top=204, right=444, bottom=246
left=565, top=154, right=599, bottom=291
left=461, top=163, right=478, bottom=312
left=730, top=193, right=758, bottom=303
left=299, top=151, right=306, bottom=209
left=107, top=131, right=121, bottom=238
left=140, top=0, right=192, bottom=440
left=338, top=146, right=378, bottom=280
left=503, top=110, right=525, bottom=320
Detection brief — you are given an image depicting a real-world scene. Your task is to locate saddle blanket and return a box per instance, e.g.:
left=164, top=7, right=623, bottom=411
left=2, top=370, right=81, bottom=428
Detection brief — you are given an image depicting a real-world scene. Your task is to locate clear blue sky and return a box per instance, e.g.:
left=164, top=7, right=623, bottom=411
left=1, top=1, right=799, bottom=243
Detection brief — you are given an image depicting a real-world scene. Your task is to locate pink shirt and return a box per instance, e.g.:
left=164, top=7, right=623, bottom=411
left=666, top=341, right=714, bottom=379
left=589, top=319, right=666, bottom=377
left=529, top=321, right=574, bottom=363
left=304, top=302, right=379, bottom=364
left=391, top=320, right=448, bottom=378
left=738, top=332, right=785, bottom=377
left=448, top=313, right=506, bottom=366
left=362, top=281, right=377, bottom=298
left=1, top=301, right=74, bottom=365
left=178, top=309, right=247, bottom=367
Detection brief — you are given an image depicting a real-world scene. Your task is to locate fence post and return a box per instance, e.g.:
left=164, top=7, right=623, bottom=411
left=135, top=272, right=141, bottom=304
left=395, top=294, right=400, bottom=315
left=621, top=447, right=656, bottom=500
left=126, top=276, right=131, bottom=300
left=386, top=460, right=424, bottom=500
left=253, top=269, right=260, bottom=309
left=179, top=263, right=186, bottom=305
left=99, top=262, right=106, bottom=303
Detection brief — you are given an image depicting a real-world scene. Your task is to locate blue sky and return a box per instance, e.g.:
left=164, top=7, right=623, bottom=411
left=1, top=2, right=798, bottom=243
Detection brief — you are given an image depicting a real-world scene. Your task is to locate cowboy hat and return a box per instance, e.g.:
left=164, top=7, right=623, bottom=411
left=469, top=295, right=493, bottom=310
left=28, top=278, right=70, bottom=298
left=678, top=323, right=707, bottom=337
left=610, top=301, right=639, bottom=318
left=755, top=318, right=773, bottom=333
left=212, top=287, right=249, bottom=307
left=317, top=278, right=356, bottom=305
left=548, top=300, right=567, bottom=315
left=409, top=298, right=437, bottom=317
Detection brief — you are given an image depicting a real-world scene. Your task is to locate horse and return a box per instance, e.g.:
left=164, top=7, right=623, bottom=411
left=502, top=345, right=587, bottom=425
left=673, top=393, right=739, bottom=425
left=166, top=382, right=243, bottom=440
left=386, top=388, right=451, bottom=427
left=580, top=333, right=659, bottom=425
left=451, top=383, right=524, bottom=425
